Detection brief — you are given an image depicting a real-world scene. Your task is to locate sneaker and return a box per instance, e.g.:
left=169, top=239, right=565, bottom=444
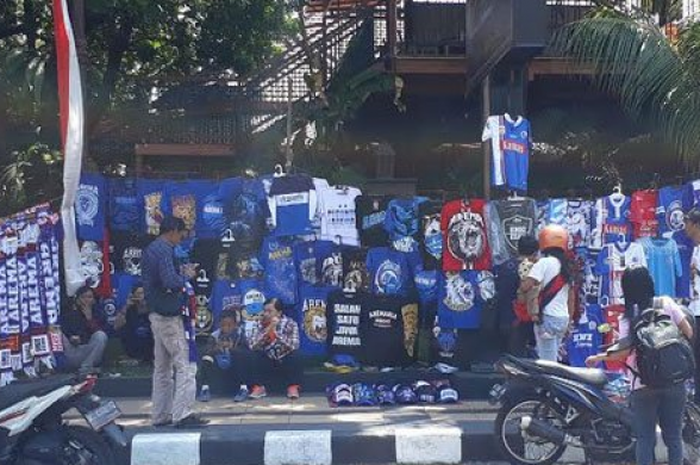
left=287, top=385, right=300, bottom=400
left=198, top=386, right=211, bottom=403
left=233, top=387, right=249, bottom=403
left=249, top=385, right=267, bottom=399
left=174, top=413, right=210, bottom=429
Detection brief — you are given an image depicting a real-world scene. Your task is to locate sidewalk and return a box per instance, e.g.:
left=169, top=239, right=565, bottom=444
left=89, top=396, right=665, bottom=465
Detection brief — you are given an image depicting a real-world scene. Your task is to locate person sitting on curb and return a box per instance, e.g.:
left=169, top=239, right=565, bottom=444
left=198, top=306, right=255, bottom=402
left=60, top=285, right=108, bottom=375
left=248, top=298, right=303, bottom=400
left=113, top=284, right=154, bottom=363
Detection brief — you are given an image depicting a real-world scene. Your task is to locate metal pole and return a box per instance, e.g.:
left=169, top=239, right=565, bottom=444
left=286, top=78, right=294, bottom=171
left=482, top=74, right=491, bottom=200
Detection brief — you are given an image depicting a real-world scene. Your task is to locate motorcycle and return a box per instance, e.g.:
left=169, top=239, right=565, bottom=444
left=490, top=354, right=700, bottom=465
left=0, top=373, right=127, bottom=465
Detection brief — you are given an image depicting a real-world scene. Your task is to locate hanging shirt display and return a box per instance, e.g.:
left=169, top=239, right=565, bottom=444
left=236, top=279, right=266, bottom=336
left=566, top=199, right=593, bottom=249
left=673, top=230, right=694, bottom=299
left=197, top=182, right=227, bottom=239
left=419, top=200, right=444, bottom=270
left=318, top=186, right=362, bottom=246
left=437, top=271, right=485, bottom=329
left=342, top=247, right=370, bottom=292
left=296, top=285, right=333, bottom=356
left=566, top=305, right=604, bottom=368
left=596, top=194, right=632, bottom=246
left=489, top=198, right=537, bottom=259
left=326, top=290, right=367, bottom=358
left=657, top=186, right=688, bottom=238
left=481, top=114, right=531, bottom=192
left=690, top=247, right=700, bottom=316
left=108, top=177, right=139, bottom=233
left=293, top=240, right=332, bottom=286
left=596, top=242, right=647, bottom=306
left=260, top=236, right=298, bottom=305
left=209, top=279, right=243, bottom=330
left=630, top=189, right=659, bottom=239
left=366, top=247, right=413, bottom=297
left=111, top=232, right=148, bottom=277
left=603, top=305, right=626, bottom=372
left=164, top=181, right=207, bottom=232
left=137, top=179, right=167, bottom=236
left=361, top=295, right=417, bottom=367
left=355, top=195, right=390, bottom=248
left=638, top=237, right=683, bottom=297
left=384, top=197, right=426, bottom=253
left=76, top=173, right=106, bottom=241
left=268, top=174, right=317, bottom=237
left=687, top=180, right=700, bottom=209
left=441, top=199, right=491, bottom=271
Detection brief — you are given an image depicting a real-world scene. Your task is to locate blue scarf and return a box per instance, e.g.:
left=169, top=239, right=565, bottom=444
left=182, top=283, right=198, bottom=363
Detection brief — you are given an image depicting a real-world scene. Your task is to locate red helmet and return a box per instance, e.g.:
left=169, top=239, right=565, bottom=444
left=539, top=224, right=569, bottom=252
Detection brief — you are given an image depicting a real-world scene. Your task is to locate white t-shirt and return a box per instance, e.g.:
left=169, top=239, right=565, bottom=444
left=318, top=186, right=362, bottom=246
left=528, top=256, right=570, bottom=319
left=690, top=246, right=700, bottom=316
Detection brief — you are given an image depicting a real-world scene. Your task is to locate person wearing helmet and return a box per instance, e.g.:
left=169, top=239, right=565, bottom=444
left=517, top=224, right=575, bottom=361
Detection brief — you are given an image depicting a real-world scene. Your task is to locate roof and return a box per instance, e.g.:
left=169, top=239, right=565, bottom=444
left=305, top=0, right=382, bottom=13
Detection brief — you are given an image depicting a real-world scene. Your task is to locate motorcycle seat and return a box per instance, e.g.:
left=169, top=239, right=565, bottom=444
left=0, top=375, right=76, bottom=412
left=533, top=360, right=608, bottom=387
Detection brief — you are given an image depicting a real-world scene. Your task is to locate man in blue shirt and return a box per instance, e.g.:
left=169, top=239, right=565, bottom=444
left=142, top=217, right=208, bottom=428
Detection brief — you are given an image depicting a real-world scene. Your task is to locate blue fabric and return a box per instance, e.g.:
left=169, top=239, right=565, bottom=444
left=414, top=268, right=439, bottom=306
left=296, top=285, right=333, bottom=356
left=366, top=247, right=413, bottom=297
left=658, top=186, right=688, bottom=238
left=108, top=177, right=139, bottom=233
left=673, top=230, right=694, bottom=299
left=437, top=271, right=484, bottom=329
left=493, top=258, right=520, bottom=328
left=209, top=279, right=244, bottom=329
left=566, top=304, right=603, bottom=368
left=236, top=279, right=266, bottom=327
left=639, top=237, right=683, bottom=297
left=602, top=196, right=632, bottom=245
left=113, top=272, right=139, bottom=309
left=197, top=181, right=226, bottom=239
left=260, top=236, right=298, bottom=305
left=383, top=197, right=428, bottom=253
left=218, top=177, right=243, bottom=200
left=269, top=174, right=315, bottom=237
left=76, top=173, right=107, bottom=241
left=137, top=179, right=167, bottom=236
left=164, top=181, right=210, bottom=233
left=502, top=116, right=531, bottom=192
left=142, top=237, right=185, bottom=295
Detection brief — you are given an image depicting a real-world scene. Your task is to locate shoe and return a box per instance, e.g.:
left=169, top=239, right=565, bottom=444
left=198, top=386, right=211, bottom=402
left=287, top=385, right=300, bottom=400
left=152, top=419, right=172, bottom=428
left=249, top=385, right=267, bottom=399
left=233, top=387, right=249, bottom=402
left=174, top=414, right=210, bottom=429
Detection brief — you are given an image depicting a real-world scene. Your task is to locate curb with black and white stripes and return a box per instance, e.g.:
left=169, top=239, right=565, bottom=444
left=128, top=425, right=670, bottom=465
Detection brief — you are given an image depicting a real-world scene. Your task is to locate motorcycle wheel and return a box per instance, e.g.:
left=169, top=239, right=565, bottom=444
left=58, top=425, right=115, bottom=465
left=683, top=401, right=700, bottom=465
left=495, top=396, right=567, bottom=465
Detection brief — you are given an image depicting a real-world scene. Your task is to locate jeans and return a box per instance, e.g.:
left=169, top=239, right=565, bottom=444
left=630, top=383, right=686, bottom=465
left=198, top=350, right=255, bottom=393
left=252, top=352, right=303, bottom=389
left=534, top=315, right=568, bottom=362
left=62, top=331, right=108, bottom=372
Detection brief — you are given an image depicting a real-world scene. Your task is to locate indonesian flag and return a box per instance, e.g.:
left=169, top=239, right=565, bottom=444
left=53, top=0, right=84, bottom=296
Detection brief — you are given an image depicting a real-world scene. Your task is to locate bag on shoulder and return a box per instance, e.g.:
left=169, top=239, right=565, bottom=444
left=513, top=274, right=566, bottom=323
left=632, top=298, right=695, bottom=388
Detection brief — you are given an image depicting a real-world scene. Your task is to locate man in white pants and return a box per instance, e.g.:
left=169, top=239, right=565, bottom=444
left=142, top=216, right=208, bottom=428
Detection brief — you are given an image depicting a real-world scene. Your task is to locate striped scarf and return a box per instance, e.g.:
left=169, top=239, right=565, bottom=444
left=182, top=283, right=198, bottom=363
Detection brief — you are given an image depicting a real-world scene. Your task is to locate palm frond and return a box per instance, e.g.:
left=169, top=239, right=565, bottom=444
left=553, top=14, right=700, bottom=165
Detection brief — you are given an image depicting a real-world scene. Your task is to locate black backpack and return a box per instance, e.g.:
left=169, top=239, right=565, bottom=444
left=631, top=298, right=695, bottom=388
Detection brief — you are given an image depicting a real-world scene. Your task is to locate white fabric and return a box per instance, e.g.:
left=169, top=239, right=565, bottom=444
left=482, top=115, right=505, bottom=187
left=691, top=246, right=700, bottom=316
left=528, top=256, right=569, bottom=319
left=318, top=186, right=362, bottom=246
left=55, top=0, right=85, bottom=297
left=599, top=242, right=647, bottom=306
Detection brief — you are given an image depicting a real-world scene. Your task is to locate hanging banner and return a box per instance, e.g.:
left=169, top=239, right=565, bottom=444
left=53, top=0, right=84, bottom=296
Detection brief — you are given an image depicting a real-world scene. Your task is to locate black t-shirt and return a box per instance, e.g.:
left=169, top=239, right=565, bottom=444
left=361, top=295, right=417, bottom=367
left=342, top=247, right=370, bottom=292
left=492, top=198, right=537, bottom=259
left=419, top=200, right=443, bottom=270
left=327, top=290, right=367, bottom=358
left=111, top=232, right=150, bottom=277
left=355, top=196, right=390, bottom=248
left=493, top=258, right=520, bottom=329
left=191, top=238, right=220, bottom=296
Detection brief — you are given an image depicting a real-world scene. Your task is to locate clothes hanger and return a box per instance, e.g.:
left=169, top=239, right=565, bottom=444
left=509, top=190, right=522, bottom=201
left=273, top=164, right=286, bottom=178
left=610, top=183, right=624, bottom=202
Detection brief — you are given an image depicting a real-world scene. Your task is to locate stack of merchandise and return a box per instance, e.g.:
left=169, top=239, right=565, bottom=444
left=326, top=379, right=459, bottom=408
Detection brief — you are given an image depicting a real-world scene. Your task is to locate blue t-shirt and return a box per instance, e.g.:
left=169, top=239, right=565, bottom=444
left=137, top=179, right=168, bottom=236
left=366, top=247, right=413, bottom=297
left=566, top=304, right=604, bottom=368
left=197, top=181, right=227, bottom=239
left=658, top=186, right=688, bottom=238
left=673, top=230, right=694, bottom=299
left=236, top=279, right=266, bottom=332
left=414, top=268, right=439, bottom=306
left=638, top=237, right=683, bottom=297
left=294, top=240, right=342, bottom=288
left=218, top=177, right=243, bottom=201
left=502, top=116, right=531, bottom=192
left=296, top=284, right=333, bottom=356
left=209, top=279, right=244, bottom=329
left=383, top=197, right=427, bottom=253
left=163, top=181, right=210, bottom=233
left=108, top=177, right=139, bottom=233
left=437, top=271, right=483, bottom=329
left=260, top=236, right=298, bottom=305
left=76, top=173, right=107, bottom=241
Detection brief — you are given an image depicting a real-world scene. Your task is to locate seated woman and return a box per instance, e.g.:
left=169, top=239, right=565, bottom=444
left=248, top=298, right=303, bottom=400
left=113, top=285, right=154, bottom=362
left=198, top=306, right=255, bottom=402
left=60, top=285, right=108, bottom=374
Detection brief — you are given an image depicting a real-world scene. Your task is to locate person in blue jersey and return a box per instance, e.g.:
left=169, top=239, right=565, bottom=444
left=501, top=114, right=531, bottom=192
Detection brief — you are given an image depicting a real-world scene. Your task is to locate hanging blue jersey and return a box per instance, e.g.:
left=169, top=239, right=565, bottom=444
left=366, top=247, right=413, bottom=297
left=438, top=271, right=483, bottom=329
left=197, top=181, right=226, bottom=239
left=236, top=279, right=266, bottom=334
left=547, top=199, right=568, bottom=226
left=76, top=173, right=107, bottom=241
left=658, top=186, right=689, bottom=238
left=601, top=195, right=632, bottom=245
left=218, top=177, right=243, bottom=200
left=268, top=174, right=316, bottom=237
left=209, top=279, right=244, bottom=329
left=384, top=197, right=427, bottom=253
left=673, top=230, right=694, bottom=299
left=137, top=179, right=168, bottom=236
left=566, top=305, right=604, bottom=368
left=296, top=285, right=333, bottom=356
left=108, top=177, right=139, bottom=233
left=686, top=180, right=700, bottom=209
left=502, top=115, right=531, bottom=192
left=113, top=272, right=139, bottom=309
left=260, top=236, right=298, bottom=305
left=414, top=268, right=439, bottom=306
